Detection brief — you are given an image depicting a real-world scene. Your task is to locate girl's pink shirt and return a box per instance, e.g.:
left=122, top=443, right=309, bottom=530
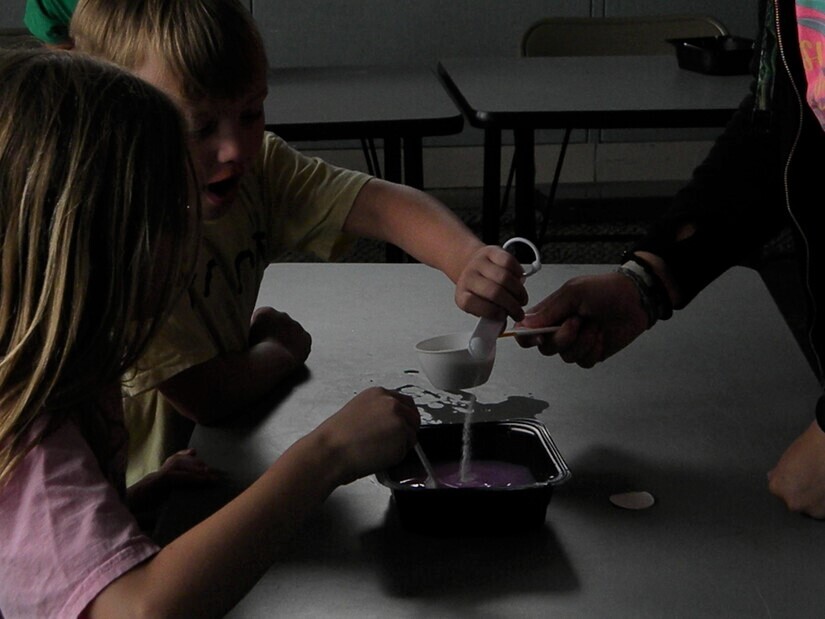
left=0, top=413, right=159, bottom=618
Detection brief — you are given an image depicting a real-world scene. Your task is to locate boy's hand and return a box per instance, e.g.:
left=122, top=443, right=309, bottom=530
left=311, top=387, right=420, bottom=486
left=249, top=306, right=312, bottom=367
left=454, top=245, right=529, bottom=322
left=127, top=448, right=221, bottom=515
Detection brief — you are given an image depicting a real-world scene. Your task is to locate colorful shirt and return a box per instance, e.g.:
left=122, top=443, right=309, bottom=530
left=796, top=0, right=825, bottom=129
left=0, top=396, right=159, bottom=617
left=23, top=0, right=78, bottom=44
left=121, top=131, right=369, bottom=484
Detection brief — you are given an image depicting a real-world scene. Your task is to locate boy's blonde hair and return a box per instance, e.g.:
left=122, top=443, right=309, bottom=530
left=71, top=0, right=268, bottom=102
left=0, top=49, right=197, bottom=484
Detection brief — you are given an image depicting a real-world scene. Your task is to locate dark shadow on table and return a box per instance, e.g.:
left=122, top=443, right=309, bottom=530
left=222, top=365, right=312, bottom=436
left=551, top=443, right=811, bottom=530
left=151, top=367, right=312, bottom=545
left=151, top=478, right=244, bottom=546
left=359, top=501, right=578, bottom=599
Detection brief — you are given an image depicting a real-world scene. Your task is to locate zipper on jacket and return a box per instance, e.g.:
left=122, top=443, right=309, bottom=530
left=773, top=0, right=824, bottom=383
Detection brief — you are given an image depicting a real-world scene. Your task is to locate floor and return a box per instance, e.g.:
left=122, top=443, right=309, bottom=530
left=278, top=186, right=814, bottom=378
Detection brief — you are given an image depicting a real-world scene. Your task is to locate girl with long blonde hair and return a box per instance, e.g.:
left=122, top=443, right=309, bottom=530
left=0, top=48, right=419, bottom=618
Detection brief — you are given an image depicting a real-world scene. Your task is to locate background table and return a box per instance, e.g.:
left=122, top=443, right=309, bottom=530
left=157, top=263, right=824, bottom=617
left=266, top=65, right=464, bottom=261
left=266, top=65, right=463, bottom=190
left=437, top=56, right=753, bottom=246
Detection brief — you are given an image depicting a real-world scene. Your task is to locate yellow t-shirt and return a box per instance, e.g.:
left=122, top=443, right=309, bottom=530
left=122, top=132, right=370, bottom=485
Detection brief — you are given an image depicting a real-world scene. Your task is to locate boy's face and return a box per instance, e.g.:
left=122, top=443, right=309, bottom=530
left=134, top=53, right=267, bottom=221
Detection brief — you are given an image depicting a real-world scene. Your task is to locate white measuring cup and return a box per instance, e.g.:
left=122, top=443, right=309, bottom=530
left=415, top=237, right=542, bottom=391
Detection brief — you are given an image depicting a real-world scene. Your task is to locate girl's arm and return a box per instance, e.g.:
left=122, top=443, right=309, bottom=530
left=87, top=387, right=418, bottom=618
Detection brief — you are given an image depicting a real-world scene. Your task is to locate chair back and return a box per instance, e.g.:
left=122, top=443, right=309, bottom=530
left=521, top=14, right=729, bottom=57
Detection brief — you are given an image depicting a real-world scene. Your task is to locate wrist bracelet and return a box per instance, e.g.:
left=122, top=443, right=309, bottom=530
left=617, top=263, right=658, bottom=328
left=619, top=252, right=674, bottom=321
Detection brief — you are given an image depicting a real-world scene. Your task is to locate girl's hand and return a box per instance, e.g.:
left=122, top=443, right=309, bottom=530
left=311, top=387, right=420, bottom=486
left=249, top=306, right=312, bottom=366
left=454, top=245, right=528, bottom=322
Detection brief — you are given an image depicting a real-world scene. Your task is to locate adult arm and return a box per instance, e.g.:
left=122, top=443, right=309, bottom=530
left=518, top=23, right=789, bottom=364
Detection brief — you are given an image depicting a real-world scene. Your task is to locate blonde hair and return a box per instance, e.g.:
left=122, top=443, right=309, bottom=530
left=0, top=49, right=198, bottom=484
left=71, top=0, right=268, bottom=102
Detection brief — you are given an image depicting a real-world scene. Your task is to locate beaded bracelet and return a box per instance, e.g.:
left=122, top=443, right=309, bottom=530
left=616, top=253, right=674, bottom=328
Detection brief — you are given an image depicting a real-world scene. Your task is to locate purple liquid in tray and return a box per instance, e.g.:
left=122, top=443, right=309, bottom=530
left=402, top=460, right=536, bottom=489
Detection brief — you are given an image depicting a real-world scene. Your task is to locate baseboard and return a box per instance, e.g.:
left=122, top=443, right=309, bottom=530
left=295, top=140, right=714, bottom=191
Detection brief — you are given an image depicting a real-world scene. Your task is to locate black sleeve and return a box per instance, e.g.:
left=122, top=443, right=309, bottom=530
left=633, top=4, right=789, bottom=307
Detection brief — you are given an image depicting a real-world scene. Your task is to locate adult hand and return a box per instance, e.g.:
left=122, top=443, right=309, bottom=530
left=454, top=245, right=528, bottom=322
left=768, top=420, right=825, bottom=519
left=312, top=387, right=420, bottom=486
left=515, top=271, right=650, bottom=368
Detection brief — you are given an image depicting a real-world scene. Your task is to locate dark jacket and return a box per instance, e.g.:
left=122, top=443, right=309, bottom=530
left=636, top=0, right=825, bottom=381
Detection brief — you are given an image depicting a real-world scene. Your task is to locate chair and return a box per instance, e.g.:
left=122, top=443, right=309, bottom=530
left=506, top=15, right=729, bottom=245
left=521, top=15, right=728, bottom=57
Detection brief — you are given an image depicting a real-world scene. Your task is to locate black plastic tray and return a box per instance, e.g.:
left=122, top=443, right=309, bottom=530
left=668, top=35, right=754, bottom=75
left=376, top=419, right=570, bottom=535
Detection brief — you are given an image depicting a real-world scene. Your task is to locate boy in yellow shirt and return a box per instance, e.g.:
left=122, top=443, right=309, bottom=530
left=70, top=0, right=531, bottom=484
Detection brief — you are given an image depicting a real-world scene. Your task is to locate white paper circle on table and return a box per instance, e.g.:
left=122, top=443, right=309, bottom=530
left=609, top=491, right=656, bottom=510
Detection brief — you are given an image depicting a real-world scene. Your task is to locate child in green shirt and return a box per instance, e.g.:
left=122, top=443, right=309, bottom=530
left=23, top=0, right=77, bottom=47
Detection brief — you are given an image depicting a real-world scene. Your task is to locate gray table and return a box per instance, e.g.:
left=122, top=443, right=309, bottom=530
left=157, top=263, right=824, bottom=617
left=437, top=56, right=753, bottom=246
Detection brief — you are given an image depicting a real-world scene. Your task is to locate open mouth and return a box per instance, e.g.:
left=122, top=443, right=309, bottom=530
left=206, top=175, right=239, bottom=199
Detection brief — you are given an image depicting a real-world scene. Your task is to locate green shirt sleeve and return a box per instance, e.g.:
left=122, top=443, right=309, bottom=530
left=23, top=0, right=78, bottom=44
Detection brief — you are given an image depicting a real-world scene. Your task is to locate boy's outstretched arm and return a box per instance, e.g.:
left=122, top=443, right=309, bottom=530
left=344, top=178, right=528, bottom=321
left=159, top=308, right=310, bottom=425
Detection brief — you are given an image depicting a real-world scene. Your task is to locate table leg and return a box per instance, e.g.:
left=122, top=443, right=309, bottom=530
left=402, top=136, right=423, bottom=190
left=383, top=137, right=402, bottom=183
left=400, top=136, right=425, bottom=264
left=383, top=137, right=404, bottom=263
left=482, top=128, right=501, bottom=245
left=513, top=128, right=537, bottom=250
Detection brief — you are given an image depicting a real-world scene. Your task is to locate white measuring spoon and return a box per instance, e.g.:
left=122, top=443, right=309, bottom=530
left=468, top=237, right=542, bottom=360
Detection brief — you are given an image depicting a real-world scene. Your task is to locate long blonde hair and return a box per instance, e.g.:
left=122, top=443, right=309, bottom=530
left=70, top=0, right=268, bottom=103
left=0, top=49, right=198, bottom=484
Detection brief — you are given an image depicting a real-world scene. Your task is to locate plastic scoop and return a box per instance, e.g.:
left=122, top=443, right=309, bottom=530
left=415, top=328, right=557, bottom=391
left=467, top=237, right=542, bottom=360
left=415, top=331, right=495, bottom=391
